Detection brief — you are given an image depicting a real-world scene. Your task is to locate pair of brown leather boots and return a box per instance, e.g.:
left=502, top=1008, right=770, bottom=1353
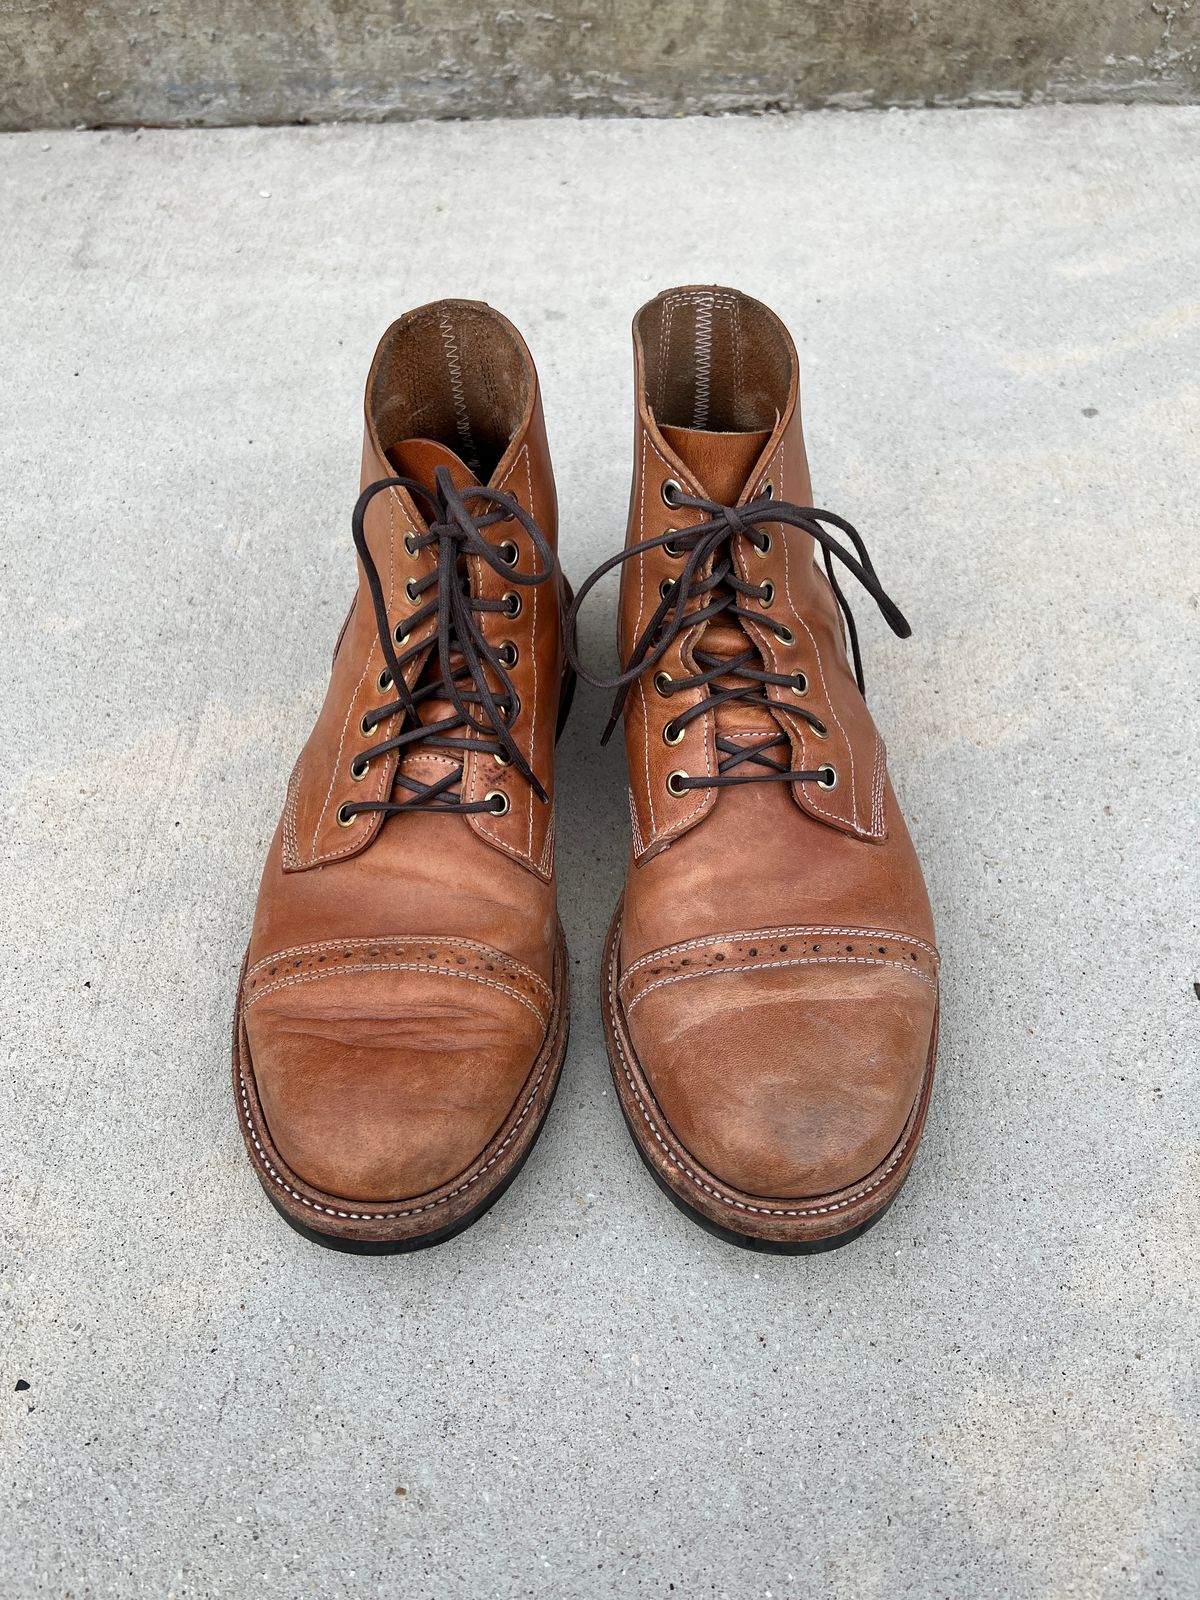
left=233, top=288, right=939, bottom=1254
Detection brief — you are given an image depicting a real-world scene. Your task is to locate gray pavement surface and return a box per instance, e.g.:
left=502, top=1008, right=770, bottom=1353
left=2, top=108, right=1198, bottom=1598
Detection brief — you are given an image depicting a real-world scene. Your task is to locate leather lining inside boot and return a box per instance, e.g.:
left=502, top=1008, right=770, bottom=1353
left=369, top=301, right=531, bottom=483
left=635, top=286, right=793, bottom=434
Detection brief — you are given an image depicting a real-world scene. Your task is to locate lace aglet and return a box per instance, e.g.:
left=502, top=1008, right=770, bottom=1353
left=600, top=714, right=620, bottom=747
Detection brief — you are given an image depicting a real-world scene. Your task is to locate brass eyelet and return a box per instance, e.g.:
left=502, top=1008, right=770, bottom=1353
left=758, top=580, right=775, bottom=609
left=336, top=803, right=356, bottom=827
left=393, top=622, right=408, bottom=647
left=498, top=539, right=519, bottom=567
left=816, top=764, right=838, bottom=790
left=809, top=718, right=830, bottom=740
left=350, top=756, right=370, bottom=781
left=753, top=532, right=772, bottom=559
left=378, top=669, right=392, bottom=693
left=404, top=577, right=421, bottom=604
left=666, top=770, right=689, bottom=797
left=653, top=670, right=673, bottom=697
left=497, top=641, right=518, bottom=668
left=790, top=671, right=809, bottom=695
left=661, top=478, right=683, bottom=508
left=485, top=790, right=511, bottom=816
left=360, top=713, right=376, bottom=738
left=774, top=625, right=796, bottom=645
left=403, top=534, right=419, bottom=557
left=494, top=748, right=513, bottom=768
left=663, top=721, right=685, bottom=747
left=502, top=591, right=522, bottom=618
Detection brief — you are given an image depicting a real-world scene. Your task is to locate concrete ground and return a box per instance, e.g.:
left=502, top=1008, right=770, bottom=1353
left=2, top=107, right=1198, bottom=1598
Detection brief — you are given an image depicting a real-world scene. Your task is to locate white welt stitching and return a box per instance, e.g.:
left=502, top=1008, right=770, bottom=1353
left=606, top=931, right=920, bottom=1219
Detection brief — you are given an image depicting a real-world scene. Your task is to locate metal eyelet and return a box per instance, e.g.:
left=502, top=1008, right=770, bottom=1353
left=659, top=578, right=676, bottom=601
left=393, top=622, right=408, bottom=646
left=497, top=641, right=518, bottom=668
left=403, top=534, right=419, bottom=557
left=653, top=670, right=673, bottom=696
left=378, top=669, right=392, bottom=693
left=663, top=721, right=685, bottom=747
left=485, top=790, right=511, bottom=816
left=753, top=532, right=772, bottom=559
left=666, top=770, right=689, bottom=797
left=774, top=624, right=796, bottom=645
left=761, top=481, right=774, bottom=500
left=661, top=479, right=683, bottom=508
left=404, top=578, right=421, bottom=604
left=664, top=531, right=684, bottom=557
left=360, top=713, right=376, bottom=738
left=350, top=756, right=370, bottom=781
left=498, top=539, right=519, bottom=567
left=502, top=592, right=522, bottom=618
left=758, top=580, right=775, bottom=609
left=816, top=764, right=838, bottom=790
left=336, top=803, right=356, bottom=827
left=790, top=671, right=809, bottom=695
left=494, top=748, right=513, bottom=768
left=809, top=718, right=830, bottom=740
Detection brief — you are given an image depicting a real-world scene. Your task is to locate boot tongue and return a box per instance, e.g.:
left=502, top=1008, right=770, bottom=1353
left=384, top=436, right=479, bottom=497
left=659, top=423, right=771, bottom=507
left=659, top=423, right=778, bottom=737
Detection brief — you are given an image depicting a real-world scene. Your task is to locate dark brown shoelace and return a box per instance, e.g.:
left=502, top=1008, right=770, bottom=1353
left=565, top=483, right=911, bottom=792
left=341, top=467, right=555, bottom=819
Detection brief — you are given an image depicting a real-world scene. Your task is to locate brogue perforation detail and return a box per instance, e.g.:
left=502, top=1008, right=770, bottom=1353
left=243, top=936, right=552, bottom=1024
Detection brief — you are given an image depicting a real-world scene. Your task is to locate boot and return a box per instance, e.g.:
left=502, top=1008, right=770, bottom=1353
left=233, top=301, right=573, bottom=1250
left=568, top=285, right=938, bottom=1250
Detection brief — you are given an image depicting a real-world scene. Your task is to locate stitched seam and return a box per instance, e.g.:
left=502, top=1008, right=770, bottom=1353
left=438, top=307, right=478, bottom=467
left=537, top=800, right=555, bottom=876
left=306, top=491, right=432, bottom=867
left=637, top=431, right=657, bottom=840
left=625, top=954, right=936, bottom=1015
left=308, top=497, right=396, bottom=857
left=282, top=752, right=302, bottom=867
left=763, top=443, right=867, bottom=837
left=525, top=446, right=537, bottom=858
left=640, top=429, right=713, bottom=842
left=246, top=935, right=552, bottom=1000
left=244, top=961, right=548, bottom=1024
left=606, top=927, right=921, bottom=1218
left=472, top=444, right=539, bottom=870
left=692, top=291, right=714, bottom=428
left=629, top=786, right=645, bottom=856
left=871, top=731, right=886, bottom=835
left=621, top=924, right=940, bottom=982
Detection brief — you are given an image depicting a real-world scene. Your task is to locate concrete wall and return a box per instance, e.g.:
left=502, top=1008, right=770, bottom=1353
left=2, top=0, right=1197, bottom=129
